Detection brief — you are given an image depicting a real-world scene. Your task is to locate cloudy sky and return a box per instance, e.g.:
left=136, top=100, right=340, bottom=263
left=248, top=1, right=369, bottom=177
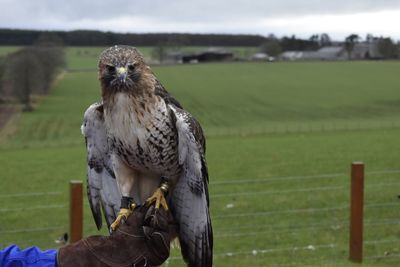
left=1, top=0, right=399, bottom=41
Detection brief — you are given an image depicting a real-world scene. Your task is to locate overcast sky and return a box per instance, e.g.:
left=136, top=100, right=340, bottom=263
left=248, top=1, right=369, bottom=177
left=1, top=0, right=399, bottom=41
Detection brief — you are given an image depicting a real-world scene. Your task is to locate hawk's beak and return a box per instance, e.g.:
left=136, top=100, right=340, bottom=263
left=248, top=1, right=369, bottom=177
left=116, top=67, right=127, bottom=83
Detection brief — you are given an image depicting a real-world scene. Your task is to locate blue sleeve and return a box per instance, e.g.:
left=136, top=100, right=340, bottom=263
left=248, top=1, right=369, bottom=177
left=0, top=245, right=57, bottom=267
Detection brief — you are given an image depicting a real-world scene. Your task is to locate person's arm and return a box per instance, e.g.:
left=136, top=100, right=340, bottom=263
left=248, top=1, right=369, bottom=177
left=0, top=245, right=57, bottom=267
left=0, top=205, right=171, bottom=267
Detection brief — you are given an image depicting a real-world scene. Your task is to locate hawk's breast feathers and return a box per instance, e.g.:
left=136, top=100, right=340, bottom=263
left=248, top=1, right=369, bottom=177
left=104, top=91, right=181, bottom=176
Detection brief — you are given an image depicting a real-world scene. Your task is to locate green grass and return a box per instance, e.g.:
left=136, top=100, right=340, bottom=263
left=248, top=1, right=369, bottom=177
left=1, top=61, right=400, bottom=266
left=0, top=46, right=22, bottom=56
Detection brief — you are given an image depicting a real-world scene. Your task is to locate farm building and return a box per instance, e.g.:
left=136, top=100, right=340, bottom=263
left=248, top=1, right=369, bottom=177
left=280, top=46, right=346, bottom=61
left=279, top=51, right=304, bottom=61
left=280, top=41, right=383, bottom=61
left=250, top=52, right=275, bottom=62
left=164, top=48, right=234, bottom=64
left=182, top=48, right=234, bottom=63
left=351, top=41, right=382, bottom=59
left=315, top=46, right=347, bottom=60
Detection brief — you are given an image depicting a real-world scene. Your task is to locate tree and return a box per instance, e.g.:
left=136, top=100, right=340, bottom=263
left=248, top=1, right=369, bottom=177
left=5, top=49, right=43, bottom=111
left=320, top=33, right=332, bottom=47
left=151, top=42, right=168, bottom=63
left=3, top=38, right=65, bottom=110
left=345, top=34, right=360, bottom=60
left=281, top=35, right=319, bottom=51
left=259, top=39, right=282, bottom=57
left=377, top=37, right=398, bottom=59
left=309, top=34, right=319, bottom=43
left=398, top=42, right=400, bottom=59
left=365, top=33, right=374, bottom=43
left=0, top=56, right=5, bottom=100
left=307, top=34, right=320, bottom=50
left=33, top=34, right=65, bottom=92
left=33, top=46, right=65, bottom=93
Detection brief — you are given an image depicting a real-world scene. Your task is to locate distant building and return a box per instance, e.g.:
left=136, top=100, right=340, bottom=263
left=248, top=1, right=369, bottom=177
left=280, top=40, right=384, bottom=61
left=251, top=52, right=275, bottom=62
left=162, top=48, right=235, bottom=64
left=315, top=46, right=347, bottom=60
left=280, top=46, right=346, bottom=61
left=182, top=48, right=234, bottom=63
left=351, top=41, right=382, bottom=59
left=280, top=51, right=304, bottom=61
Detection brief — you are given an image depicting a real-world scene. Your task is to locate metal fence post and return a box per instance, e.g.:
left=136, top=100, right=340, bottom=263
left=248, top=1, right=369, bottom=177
left=349, top=162, right=364, bottom=263
left=70, top=180, right=83, bottom=243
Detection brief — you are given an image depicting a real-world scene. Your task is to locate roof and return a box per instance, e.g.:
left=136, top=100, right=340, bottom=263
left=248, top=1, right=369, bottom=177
left=251, top=52, right=270, bottom=59
left=317, top=46, right=344, bottom=54
left=280, top=47, right=345, bottom=60
left=280, top=51, right=303, bottom=59
left=353, top=43, right=382, bottom=58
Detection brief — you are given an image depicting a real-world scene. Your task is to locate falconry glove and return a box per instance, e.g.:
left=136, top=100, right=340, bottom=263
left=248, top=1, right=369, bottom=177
left=57, top=205, right=172, bottom=267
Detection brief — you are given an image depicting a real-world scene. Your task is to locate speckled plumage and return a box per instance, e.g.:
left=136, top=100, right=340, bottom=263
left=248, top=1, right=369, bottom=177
left=105, top=91, right=181, bottom=178
left=99, top=46, right=143, bottom=66
left=82, top=45, right=213, bottom=267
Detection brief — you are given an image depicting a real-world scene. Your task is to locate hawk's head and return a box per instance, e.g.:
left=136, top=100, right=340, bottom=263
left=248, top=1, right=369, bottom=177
left=98, top=45, right=153, bottom=98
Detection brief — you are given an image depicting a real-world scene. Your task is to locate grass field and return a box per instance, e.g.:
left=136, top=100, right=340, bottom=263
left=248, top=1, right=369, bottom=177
left=1, top=59, right=400, bottom=266
left=0, top=46, right=22, bottom=56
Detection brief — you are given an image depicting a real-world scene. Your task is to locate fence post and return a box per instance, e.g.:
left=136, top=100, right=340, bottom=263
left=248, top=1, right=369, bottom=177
left=70, top=180, right=83, bottom=243
left=349, top=162, right=364, bottom=263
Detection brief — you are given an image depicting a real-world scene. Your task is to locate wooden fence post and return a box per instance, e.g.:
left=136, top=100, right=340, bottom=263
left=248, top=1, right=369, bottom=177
left=70, top=180, right=83, bottom=243
left=349, top=162, right=364, bottom=263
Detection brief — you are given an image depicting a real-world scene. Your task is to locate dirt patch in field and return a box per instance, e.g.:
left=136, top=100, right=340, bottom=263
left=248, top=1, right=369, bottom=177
left=0, top=105, right=20, bottom=144
left=0, top=105, right=16, bottom=130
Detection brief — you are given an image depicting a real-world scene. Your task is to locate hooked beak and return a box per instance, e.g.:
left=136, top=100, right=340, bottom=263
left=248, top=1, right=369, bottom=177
left=116, top=67, right=127, bottom=83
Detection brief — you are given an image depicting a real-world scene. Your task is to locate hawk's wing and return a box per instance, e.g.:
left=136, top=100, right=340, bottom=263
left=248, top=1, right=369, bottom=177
left=155, top=80, right=183, bottom=109
left=81, top=103, right=121, bottom=230
left=169, top=105, right=213, bottom=267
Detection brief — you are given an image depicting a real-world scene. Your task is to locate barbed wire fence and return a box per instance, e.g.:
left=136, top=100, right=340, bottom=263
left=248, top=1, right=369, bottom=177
left=165, top=168, right=400, bottom=266
left=1, top=168, right=399, bottom=265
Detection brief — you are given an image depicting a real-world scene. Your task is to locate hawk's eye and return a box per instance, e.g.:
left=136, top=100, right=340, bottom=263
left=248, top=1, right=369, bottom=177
left=127, top=64, right=135, bottom=72
left=106, top=65, right=115, bottom=72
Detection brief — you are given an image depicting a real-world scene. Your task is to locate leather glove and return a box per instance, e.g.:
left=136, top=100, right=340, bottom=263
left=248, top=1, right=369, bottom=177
left=58, top=205, right=171, bottom=267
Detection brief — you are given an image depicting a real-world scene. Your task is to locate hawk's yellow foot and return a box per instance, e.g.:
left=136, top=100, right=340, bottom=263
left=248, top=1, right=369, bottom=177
left=146, top=181, right=169, bottom=210
left=110, top=208, right=132, bottom=231
left=110, top=197, right=137, bottom=231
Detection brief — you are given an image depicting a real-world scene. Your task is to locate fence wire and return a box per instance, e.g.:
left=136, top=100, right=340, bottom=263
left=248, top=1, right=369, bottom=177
left=1, top=169, right=399, bottom=265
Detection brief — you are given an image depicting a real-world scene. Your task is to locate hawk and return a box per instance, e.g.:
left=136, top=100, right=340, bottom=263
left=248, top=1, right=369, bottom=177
left=81, top=45, right=213, bottom=267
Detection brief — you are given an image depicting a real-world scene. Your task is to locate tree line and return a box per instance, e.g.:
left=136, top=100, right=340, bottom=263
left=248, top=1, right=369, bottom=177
left=0, top=29, right=267, bottom=47
left=0, top=37, right=65, bottom=111
left=0, top=29, right=331, bottom=51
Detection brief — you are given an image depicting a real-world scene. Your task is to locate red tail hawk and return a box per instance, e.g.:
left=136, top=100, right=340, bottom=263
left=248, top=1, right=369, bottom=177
left=81, top=45, right=213, bottom=267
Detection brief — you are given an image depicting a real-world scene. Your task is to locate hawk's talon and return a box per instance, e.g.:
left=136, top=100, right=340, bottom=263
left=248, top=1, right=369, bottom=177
left=146, top=188, right=169, bottom=210
left=110, top=207, right=134, bottom=231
